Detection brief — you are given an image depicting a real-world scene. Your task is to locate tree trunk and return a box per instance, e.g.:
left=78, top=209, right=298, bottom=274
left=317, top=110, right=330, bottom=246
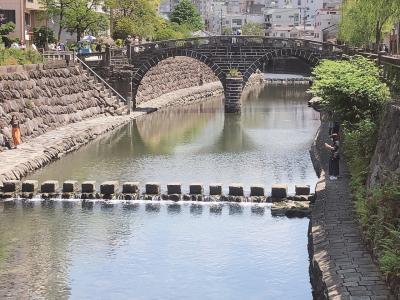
left=77, top=29, right=81, bottom=43
left=375, top=20, right=381, bottom=53
left=58, top=10, right=64, bottom=42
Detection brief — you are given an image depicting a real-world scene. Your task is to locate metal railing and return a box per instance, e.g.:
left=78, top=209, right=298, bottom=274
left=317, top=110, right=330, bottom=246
left=75, top=56, right=128, bottom=106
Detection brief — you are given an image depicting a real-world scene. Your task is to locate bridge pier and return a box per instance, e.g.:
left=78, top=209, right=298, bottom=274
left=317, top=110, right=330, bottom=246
left=224, top=76, right=244, bottom=113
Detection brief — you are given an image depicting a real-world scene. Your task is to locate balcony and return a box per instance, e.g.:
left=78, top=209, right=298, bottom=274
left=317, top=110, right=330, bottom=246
left=25, top=0, right=43, bottom=11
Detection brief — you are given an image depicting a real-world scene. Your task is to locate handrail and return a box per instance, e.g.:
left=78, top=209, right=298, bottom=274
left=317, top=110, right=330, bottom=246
left=75, top=56, right=127, bottom=104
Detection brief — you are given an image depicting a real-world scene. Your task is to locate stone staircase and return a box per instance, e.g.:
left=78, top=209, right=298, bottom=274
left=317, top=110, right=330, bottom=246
left=86, top=73, right=128, bottom=116
left=76, top=57, right=129, bottom=116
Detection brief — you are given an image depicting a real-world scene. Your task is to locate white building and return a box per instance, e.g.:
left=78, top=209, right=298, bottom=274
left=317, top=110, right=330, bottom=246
left=210, top=1, right=228, bottom=34
left=314, top=7, right=340, bottom=42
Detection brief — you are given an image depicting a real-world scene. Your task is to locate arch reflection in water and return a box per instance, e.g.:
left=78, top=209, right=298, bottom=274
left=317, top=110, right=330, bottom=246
left=27, top=85, right=319, bottom=194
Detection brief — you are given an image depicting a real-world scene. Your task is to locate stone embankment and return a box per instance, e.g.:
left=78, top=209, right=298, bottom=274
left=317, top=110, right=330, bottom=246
left=367, top=103, right=400, bottom=187
left=308, top=113, right=394, bottom=299
left=0, top=63, right=125, bottom=149
left=136, top=57, right=219, bottom=105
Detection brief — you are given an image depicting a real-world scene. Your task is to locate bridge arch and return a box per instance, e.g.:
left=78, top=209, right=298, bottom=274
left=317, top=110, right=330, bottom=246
left=242, top=48, right=321, bottom=84
left=132, top=49, right=226, bottom=101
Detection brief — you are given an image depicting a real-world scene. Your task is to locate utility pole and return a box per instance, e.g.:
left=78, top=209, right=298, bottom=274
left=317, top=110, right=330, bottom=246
left=220, top=8, right=223, bottom=34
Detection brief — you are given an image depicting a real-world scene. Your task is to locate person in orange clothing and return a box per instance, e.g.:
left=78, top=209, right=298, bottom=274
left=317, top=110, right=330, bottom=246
left=9, top=115, right=21, bottom=148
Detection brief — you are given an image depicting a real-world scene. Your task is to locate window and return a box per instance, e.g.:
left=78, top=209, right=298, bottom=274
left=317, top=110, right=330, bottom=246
left=280, top=33, right=285, bottom=37
left=275, top=15, right=281, bottom=19
left=0, top=10, right=16, bottom=24
left=25, top=13, right=31, bottom=26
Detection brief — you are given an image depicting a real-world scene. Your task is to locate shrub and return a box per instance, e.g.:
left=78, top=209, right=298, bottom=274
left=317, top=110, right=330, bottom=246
left=228, top=68, right=241, bottom=77
left=310, top=56, right=390, bottom=123
left=33, top=26, right=56, bottom=49
left=0, top=46, right=43, bottom=66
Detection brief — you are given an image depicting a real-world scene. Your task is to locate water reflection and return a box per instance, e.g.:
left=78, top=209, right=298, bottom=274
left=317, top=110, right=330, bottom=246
left=28, top=85, right=319, bottom=194
left=0, top=202, right=312, bottom=299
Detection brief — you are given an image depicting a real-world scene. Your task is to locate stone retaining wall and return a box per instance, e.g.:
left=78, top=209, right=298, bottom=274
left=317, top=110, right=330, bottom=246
left=0, top=64, right=124, bottom=150
left=367, top=103, right=400, bottom=187
left=136, top=57, right=219, bottom=105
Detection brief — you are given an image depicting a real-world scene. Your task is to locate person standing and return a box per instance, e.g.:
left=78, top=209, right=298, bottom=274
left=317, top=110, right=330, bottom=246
left=325, top=133, right=340, bottom=180
left=9, top=115, right=21, bottom=149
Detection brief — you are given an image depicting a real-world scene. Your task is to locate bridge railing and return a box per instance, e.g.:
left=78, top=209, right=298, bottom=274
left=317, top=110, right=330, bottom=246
left=128, top=36, right=344, bottom=59
left=42, top=50, right=75, bottom=62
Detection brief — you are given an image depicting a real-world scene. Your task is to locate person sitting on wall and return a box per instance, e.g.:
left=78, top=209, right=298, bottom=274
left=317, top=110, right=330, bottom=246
left=324, top=133, right=340, bottom=180
left=9, top=115, right=21, bottom=149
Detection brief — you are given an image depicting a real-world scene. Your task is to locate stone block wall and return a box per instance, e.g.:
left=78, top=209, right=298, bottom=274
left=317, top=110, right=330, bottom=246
left=367, top=103, right=400, bottom=187
left=135, top=57, right=219, bottom=105
left=0, top=64, right=122, bottom=149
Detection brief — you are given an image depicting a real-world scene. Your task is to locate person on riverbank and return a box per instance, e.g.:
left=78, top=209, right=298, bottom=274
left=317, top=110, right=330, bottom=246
left=9, top=116, right=21, bottom=149
left=325, top=133, right=340, bottom=180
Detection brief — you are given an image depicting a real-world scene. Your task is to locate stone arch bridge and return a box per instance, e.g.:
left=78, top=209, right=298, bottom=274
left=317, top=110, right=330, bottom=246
left=88, top=36, right=343, bottom=113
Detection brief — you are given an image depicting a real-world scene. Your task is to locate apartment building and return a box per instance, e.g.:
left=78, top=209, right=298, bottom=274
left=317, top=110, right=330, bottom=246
left=0, top=0, right=44, bottom=44
left=314, top=7, right=340, bottom=42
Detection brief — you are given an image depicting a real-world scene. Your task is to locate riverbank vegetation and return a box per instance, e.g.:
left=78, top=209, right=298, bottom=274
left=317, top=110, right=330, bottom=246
left=339, top=0, right=400, bottom=50
left=0, top=46, right=43, bottom=66
left=311, top=56, right=399, bottom=290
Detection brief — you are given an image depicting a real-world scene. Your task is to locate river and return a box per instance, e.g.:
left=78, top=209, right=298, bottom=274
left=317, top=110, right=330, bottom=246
left=0, top=84, right=320, bottom=299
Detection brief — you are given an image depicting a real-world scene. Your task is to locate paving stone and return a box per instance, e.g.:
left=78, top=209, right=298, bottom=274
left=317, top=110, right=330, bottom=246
left=309, top=128, right=393, bottom=299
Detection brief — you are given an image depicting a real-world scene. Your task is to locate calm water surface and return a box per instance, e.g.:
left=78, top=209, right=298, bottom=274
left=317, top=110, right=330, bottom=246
left=0, top=85, right=319, bottom=299
left=28, top=85, right=320, bottom=193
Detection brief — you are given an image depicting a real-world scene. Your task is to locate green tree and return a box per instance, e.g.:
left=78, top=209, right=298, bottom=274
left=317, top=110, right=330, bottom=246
left=39, top=0, right=74, bottom=41
left=339, top=0, right=400, bottom=51
left=62, top=0, right=109, bottom=42
left=108, top=0, right=161, bottom=39
left=33, top=26, right=56, bottom=48
left=310, top=56, right=390, bottom=123
left=0, top=22, right=16, bottom=47
left=241, top=22, right=264, bottom=36
left=170, top=0, right=204, bottom=31
left=108, top=0, right=191, bottom=41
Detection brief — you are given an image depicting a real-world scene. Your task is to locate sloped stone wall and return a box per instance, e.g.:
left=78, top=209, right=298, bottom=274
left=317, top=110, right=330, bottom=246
left=367, top=103, right=400, bottom=187
left=136, top=57, right=219, bottom=105
left=0, top=64, right=122, bottom=149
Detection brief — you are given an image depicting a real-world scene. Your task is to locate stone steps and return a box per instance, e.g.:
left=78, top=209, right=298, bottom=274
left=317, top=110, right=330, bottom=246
left=82, top=68, right=128, bottom=113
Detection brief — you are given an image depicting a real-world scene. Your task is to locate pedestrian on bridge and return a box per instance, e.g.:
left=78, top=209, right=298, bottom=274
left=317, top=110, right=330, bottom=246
left=325, top=133, right=340, bottom=180
left=9, top=115, right=21, bottom=149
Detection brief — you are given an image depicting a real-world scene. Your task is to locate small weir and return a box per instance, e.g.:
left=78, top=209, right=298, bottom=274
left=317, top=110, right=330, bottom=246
left=1, top=180, right=314, bottom=218
left=1, top=179, right=314, bottom=201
